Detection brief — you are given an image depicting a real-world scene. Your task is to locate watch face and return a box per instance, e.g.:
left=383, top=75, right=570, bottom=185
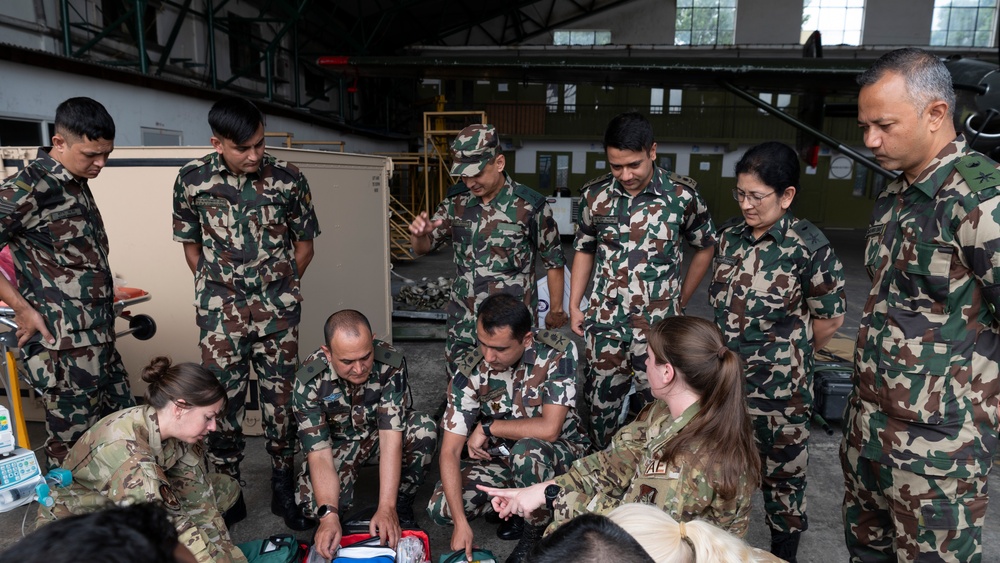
left=545, top=484, right=560, bottom=499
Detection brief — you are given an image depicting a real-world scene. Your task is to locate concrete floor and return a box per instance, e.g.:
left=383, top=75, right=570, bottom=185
left=1, top=228, right=998, bottom=562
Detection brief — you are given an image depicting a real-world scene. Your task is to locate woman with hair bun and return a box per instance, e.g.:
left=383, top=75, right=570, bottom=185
left=482, top=316, right=760, bottom=537
left=37, top=357, right=247, bottom=563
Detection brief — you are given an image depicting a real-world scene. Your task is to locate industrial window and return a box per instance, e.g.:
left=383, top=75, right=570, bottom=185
left=141, top=127, right=182, bottom=146
left=757, top=93, right=792, bottom=114
left=931, top=0, right=997, bottom=47
left=651, top=88, right=664, bottom=115
left=0, top=118, right=47, bottom=146
left=228, top=14, right=262, bottom=78
left=564, top=85, right=577, bottom=113
left=669, top=89, right=683, bottom=114
left=553, top=30, right=612, bottom=45
left=675, top=0, right=736, bottom=46
left=546, top=84, right=559, bottom=113
left=801, top=0, right=865, bottom=46
left=101, top=0, right=161, bottom=45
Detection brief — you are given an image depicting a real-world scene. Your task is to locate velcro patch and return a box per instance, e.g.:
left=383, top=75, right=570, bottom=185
left=49, top=208, right=83, bottom=221
left=194, top=197, right=229, bottom=208
left=497, top=222, right=520, bottom=232
left=715, top=256, right=739, bottom=267
left=866, top=223, right=885, bottom=238
left=452, top=219, right=473, bottom=229
left=593, top=215, right=618, bottom=225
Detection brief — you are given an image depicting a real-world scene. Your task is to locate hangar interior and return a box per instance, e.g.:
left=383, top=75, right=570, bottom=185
left=0, top=0, right=999, bottom=561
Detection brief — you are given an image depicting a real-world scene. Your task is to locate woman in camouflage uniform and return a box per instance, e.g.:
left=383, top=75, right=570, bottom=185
left=37, top=357, right=246, bottom=563
left=710, top=142, right=846, bottom=562
left=481, top=316, right=760, bottom=537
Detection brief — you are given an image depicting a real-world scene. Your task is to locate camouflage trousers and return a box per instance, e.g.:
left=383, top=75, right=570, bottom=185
left=200, top=316, right=299, bottom=472
left=22, top=342, right=134, bottom=470
left=582, top=330, right=651, bottom=451
left=426, top=437, right=581, bottom=526
left=840, top=440, right=989, bottom=563
left=752, top=411, right=810, bottom=534
left=295, top=411, right=438, bottom=516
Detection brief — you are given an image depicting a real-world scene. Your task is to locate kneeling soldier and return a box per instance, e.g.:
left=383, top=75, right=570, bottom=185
left=292, top=310, right=437, bottom=560
left=427, top=294, right=589, bottom=563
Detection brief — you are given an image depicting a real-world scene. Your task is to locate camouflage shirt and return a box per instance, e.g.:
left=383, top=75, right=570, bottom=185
left=443, top=329, right=588, bottom=452
left=0, top=148, right=115, bottom=349
left=292, top=341, right=408, bottom=453
left=429, top=174, right=565, bottom=342
left=848, top=136, right=1000, bottom=477
left=552, top=401, right=753, bottom=537
left=172, top=152, right=320, bottom=324
left=574, top=167, right=716, bottom=342
left=41, top=405, right=244, bottom=563
left=710, top=213, right=846, bottom=416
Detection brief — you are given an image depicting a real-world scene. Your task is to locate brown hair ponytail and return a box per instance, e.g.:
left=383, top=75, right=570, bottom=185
left=647, top=317, right=760, bottom=499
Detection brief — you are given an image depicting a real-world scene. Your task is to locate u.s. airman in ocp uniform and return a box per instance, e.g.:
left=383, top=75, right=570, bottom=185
left=172, top=97, right=320, bottom=530
left=292, top=310, right=437, bottom=558
left=428, top=294, right=588, bottom=563
left=0, top=97, right=134, bottom=469
left=408, top=124, right=567, bottom=376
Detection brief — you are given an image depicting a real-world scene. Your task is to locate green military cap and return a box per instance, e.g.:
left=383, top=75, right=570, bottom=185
left=450, top=124, right=500, bottom=178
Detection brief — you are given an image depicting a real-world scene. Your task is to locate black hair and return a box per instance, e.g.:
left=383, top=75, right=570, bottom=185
left=0, top=503, right=180, bottom=563
left=857, top=47, right=955, bottom=116
left=478, top=293, right=532, bottom=341
left=54, top=97, right=115, bottom=141
left=142, top=356, right=227, bottom=410
left=527, top=513, right=654, bottom=563
left=603, top=111, right=654, bottom=153
left=208, top=96, right=265, bottom=143
left=324, top=309, right=373, bottom=344
left=734, top=141, right=800, bottom=197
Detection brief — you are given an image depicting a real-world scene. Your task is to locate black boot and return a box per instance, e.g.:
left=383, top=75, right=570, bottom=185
left=504, top=523, right=543, bottom=563
left=497, top=515, right=524, bottom=540
left=270, top=468, right=316, bottom=531
left=396, top=492, right=418, bottom=529
left=770, top=530, right=801, bottom=563
left=222, top=490, right=247, bottom=529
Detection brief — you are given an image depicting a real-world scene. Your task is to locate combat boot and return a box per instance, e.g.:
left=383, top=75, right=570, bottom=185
left=222, top=490, right=247, bottom=529
left=496, top=515, right=524, bottom=540
left=504, top=522, right=543, bottom=563
left=270, top=467, right=316, bottom=531
left=770, top=530, right=801, bottom=563
left=396, top=492, right=418, bottom=528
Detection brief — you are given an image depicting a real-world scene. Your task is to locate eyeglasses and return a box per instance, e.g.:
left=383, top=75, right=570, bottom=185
left=732, top=188, right=776, bottom=206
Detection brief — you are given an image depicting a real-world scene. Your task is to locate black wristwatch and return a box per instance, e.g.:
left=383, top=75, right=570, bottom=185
left=481, top=418, right=494, bottom=438
left=544, top=484, right=561, bottom=510
left=316, top=504, right=338, bottom=519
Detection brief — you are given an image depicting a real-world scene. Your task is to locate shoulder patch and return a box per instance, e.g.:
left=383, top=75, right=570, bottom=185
left=178, top=156, right=214, bottom=181
left=580, top=173, right=613, bottom=193
left=534, top=329, right=570, bottom=353
left=513, top=184, right=546, bottom=208
left=668, top=171, right=698, bottom=190
left=717, top=216, right=743, bottom=234
left=447, top=182, right=470, bottom=198
left=955, top=153, right=1000, bottom=193
left=295, top=353, right=328, bottom=383
left=456, top=347, right=484, bottom=377
left=374, top=341, right=404, bottom=369
left=791, top=219, right=830, bottom=253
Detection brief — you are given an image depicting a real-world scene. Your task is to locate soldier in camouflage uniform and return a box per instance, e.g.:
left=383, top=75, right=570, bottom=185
left=481, top=316, right=759, bottom=540
left=172, top=97, right=320, bottom=531
left=0, top=97, right=134, bottom=469
left=291, top=310, right=437, bottom=560
left=408, top=124, right=567, bottom=375
left=843, top=48, right=1000, bottom=562
left=37, top=357, right=245, bottom=563
left=427, top=294, right=588, bottom=563
left=710, top=142, right=846, bottom=562
left=570, top=112, right=716, bottom=451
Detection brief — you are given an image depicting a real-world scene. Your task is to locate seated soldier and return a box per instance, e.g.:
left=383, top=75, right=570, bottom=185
left=292, top=310, right=438, bottom=561
left=427, top=293, right=590, bottom=563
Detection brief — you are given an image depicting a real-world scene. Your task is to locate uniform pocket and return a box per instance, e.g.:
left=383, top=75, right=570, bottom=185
left=877, top=338, right=952, bottom=424
left=888, top=239, right=952, bottom=314
left=255, top=203, right=288, bottom=249
left=486, top=222, right=527, bottom=274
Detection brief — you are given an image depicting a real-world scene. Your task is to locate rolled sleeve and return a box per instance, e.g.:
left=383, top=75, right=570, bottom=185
left=288, top=171, right=321, bottom=241
left=805, top=244, right=848, bottom=320
left=960, top=195, right=1000, bottom=321
left=681, top=188, right=717, bottom=250
left=377, top=364, right=407, bottom=432
left=293, top=381, right=333, bottom=453
left=573, top=195, right=598, bottom=254
left=172, top=176, right=201, bottom=243
left=535, top=203, right=566, bottom=270
left=428, top=199, right=452, bottom=249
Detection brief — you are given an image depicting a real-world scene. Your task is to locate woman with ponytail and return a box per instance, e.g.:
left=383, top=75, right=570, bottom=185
left=36, top=357, right=247, bottom=563
left=711, top=141, right=846, bottom=562
left=481, top=316, right=759, bottom=537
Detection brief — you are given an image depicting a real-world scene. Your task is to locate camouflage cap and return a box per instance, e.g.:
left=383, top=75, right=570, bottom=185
left=450, top=124, right=500, bottom=177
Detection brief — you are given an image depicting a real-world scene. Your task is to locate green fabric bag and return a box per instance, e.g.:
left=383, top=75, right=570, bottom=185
left=238, top=534, right=302, bottom=563
left=438, top=548, right=498, bottom=563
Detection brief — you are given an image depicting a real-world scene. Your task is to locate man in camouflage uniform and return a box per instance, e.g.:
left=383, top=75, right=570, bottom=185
left=427, top=293, right=589, bottom=563
left=292, top=310, right=437, bottom=560
left=37, top=404, right=246, bottom=563
left=0, top=97, right=134, bottom=469
left=408, top=124, right=567, bottom=374
left=843, top=48, right=1000, bottom=562
left=710, top=141, right=847, bottom=562
left=172, top=96, right=321, bottom=531
left=570, top=112, right=716, bottom=450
